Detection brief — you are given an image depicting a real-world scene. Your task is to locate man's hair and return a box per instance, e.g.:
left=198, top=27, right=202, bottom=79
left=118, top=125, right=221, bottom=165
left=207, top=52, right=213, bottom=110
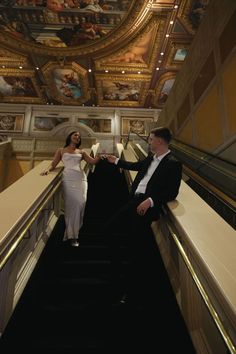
left=150, top=127, right=172, bottom=144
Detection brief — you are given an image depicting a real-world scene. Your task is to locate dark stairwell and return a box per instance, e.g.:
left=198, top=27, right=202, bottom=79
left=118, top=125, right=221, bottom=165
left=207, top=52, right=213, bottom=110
left=0, top=160, right=196, bottom=354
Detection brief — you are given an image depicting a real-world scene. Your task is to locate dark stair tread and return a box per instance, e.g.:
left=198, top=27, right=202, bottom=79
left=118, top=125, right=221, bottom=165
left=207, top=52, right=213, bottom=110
left=0, top=163, right=196, bottom=354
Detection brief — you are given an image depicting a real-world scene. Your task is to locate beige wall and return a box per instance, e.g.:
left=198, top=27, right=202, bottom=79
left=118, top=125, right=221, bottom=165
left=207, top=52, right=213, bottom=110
left=157, top=0, right=236, bottom=163
left=222, top=54, right=236, bottom=135
left=194, top=85, right=224, bottom=151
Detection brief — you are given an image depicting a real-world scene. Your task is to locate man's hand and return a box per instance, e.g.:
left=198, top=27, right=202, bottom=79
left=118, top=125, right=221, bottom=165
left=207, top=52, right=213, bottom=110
left=137, top=199, right=151, bottom=216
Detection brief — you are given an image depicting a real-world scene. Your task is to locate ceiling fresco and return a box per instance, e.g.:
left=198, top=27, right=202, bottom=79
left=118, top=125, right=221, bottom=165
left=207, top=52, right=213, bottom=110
left=0, top=0, right=210, bottom=108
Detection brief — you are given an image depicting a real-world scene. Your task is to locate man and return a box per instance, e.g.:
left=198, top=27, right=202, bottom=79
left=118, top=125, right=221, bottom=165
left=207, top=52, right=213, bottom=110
left=106, top=127, right=182, bottom=304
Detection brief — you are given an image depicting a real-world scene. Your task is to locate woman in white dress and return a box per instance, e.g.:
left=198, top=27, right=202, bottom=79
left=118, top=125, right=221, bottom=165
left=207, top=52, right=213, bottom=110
left=41, top=131, right=102, bottom=247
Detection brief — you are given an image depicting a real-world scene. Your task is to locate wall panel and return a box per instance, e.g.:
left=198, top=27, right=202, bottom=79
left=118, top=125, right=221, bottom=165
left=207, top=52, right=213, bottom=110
left=194, top=85, right=223, bottom=151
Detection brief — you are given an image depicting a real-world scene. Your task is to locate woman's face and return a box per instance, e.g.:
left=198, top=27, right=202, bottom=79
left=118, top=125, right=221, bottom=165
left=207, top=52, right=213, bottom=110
left=71, top=131, right=80, bottom=145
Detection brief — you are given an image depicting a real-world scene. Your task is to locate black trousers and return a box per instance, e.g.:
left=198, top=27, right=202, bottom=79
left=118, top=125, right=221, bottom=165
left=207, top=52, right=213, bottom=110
left=104, top=194, right=161, bottom=298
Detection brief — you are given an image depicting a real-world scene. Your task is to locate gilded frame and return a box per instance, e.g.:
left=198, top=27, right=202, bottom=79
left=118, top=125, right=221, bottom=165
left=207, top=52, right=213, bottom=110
left=164, top=42, right=190, bottom=69
left=121, top=117, right=154, bottom=136
left=0, top=112, right=24, bottom=132
left=96, top=74, right=151, bottom=107
left=0, top=69, right=44, bottom=104
left=41, top=61, right=90, bottom=105
left=152, top=72, right=176, bottom=107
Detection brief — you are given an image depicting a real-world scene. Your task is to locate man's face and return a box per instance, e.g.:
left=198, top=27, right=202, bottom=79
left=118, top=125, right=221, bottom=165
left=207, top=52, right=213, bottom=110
left=148, top=133, right=160, bottom=153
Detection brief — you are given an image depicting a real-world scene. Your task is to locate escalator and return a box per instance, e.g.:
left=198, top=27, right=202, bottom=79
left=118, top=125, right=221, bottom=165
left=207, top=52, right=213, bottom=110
left=0, top=159, right=196, bottom=353
left=129, top=134, right=236, bottom=229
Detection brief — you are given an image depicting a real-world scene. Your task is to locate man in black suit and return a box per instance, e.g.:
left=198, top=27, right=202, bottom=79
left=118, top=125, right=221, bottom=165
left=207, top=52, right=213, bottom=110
left=106, top=127, right=182, bottom=304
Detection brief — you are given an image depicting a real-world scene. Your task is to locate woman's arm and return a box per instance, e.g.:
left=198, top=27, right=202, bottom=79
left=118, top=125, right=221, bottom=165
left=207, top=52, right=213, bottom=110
left=82, top=150, right=102, bottom=165
left=40, top=148, right=62, bottom=175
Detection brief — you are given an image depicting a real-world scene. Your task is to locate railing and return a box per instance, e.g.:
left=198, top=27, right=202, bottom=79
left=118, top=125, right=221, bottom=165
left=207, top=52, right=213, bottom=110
left=123, top=132, right=236, bottom=228
left=120, top=142, right=236, bottom=354
left=0, top=144, right=99, bottom=337
left=0, top=160, right=63, bottom=336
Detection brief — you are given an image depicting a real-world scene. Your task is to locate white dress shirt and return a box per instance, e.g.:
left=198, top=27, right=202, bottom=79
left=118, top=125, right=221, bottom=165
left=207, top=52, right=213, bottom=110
left=134, top=150, right=170, bottom=206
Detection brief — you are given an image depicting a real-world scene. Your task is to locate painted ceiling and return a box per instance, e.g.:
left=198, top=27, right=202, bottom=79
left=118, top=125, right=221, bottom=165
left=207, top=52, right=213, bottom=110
left=0, top=0, right=209, bottom=109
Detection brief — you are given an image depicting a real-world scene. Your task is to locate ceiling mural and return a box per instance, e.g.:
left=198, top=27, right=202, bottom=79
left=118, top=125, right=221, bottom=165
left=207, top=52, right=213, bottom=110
left=0, top=0, right=210, bottom=108
left=42, top=61, right=90, bottom=104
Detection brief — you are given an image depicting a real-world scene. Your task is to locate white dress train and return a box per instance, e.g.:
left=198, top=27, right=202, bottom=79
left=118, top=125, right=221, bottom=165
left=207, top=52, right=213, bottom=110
left=61, top=152, right=88, bottom=242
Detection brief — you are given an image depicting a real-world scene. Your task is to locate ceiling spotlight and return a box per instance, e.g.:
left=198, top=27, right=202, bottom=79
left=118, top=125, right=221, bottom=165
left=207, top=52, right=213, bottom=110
left=160, top=52, right=164, bottom=56
left=88, top=69, right=92, bottom=72
left=138, top=71, right=141, bottom=74
left=122, top=70, right=125, bottom=74
left=158, top=60, right=162, bottom=63
left=170, top=20, right=174, bottom=25
left=105, top=70, right=109, bottom=73
left=174, top=5, right=178, bottom=9
left=156, top=67, right=160, bottom=71
left=166, top=34, right=169, bottom=37
left=19, top=66, right=23, bottom=69
left=36, top=67, right=39, bottom=70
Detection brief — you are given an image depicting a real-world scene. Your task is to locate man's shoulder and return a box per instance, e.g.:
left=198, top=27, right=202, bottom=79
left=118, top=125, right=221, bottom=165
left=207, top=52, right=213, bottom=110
left=166, top=153, right=182, bottom=165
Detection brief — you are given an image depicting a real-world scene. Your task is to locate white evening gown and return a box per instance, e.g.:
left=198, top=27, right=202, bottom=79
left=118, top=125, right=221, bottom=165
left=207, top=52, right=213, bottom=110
left=61, top=152, right=88, bottom=241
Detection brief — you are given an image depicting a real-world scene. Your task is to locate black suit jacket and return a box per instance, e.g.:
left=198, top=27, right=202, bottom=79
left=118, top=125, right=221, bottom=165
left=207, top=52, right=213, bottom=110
left=117, top=152, right=182, bottom=208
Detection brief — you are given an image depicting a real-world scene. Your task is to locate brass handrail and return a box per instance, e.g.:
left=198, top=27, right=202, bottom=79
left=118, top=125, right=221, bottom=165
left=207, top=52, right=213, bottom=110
left=0, top=178, right=62, bottom=271
left=165, top=218, right=236, bottom=354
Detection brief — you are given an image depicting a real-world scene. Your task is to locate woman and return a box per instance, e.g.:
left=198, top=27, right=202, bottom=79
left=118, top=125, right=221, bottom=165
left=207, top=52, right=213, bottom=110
left=41, top=131, right=101, bottom=247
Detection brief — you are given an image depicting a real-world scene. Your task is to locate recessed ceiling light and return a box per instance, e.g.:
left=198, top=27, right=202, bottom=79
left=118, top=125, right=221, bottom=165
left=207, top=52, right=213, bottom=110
left=170, top=21, right=174, bottom=25
left=19, top=66, right=23, bottom=69
left=166, top=34, right=169, bottom=37
left=156, top=67, right=160, bottom=70
left=122, top=70, right=125, bottom=74
left=105, top=70, right=108, bottom=73
left=138, top=71, right=141, bottom=74
left=160, top=52, right=164, bottom=56
left=174, top=5, right=178, bottom=9
left=88, top=69, right=92, bottom=72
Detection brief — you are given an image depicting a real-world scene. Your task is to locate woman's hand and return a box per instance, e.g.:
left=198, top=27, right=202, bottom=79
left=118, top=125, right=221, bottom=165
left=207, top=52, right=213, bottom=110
left=99, top=154, right=107, bottom=160
left=40, top=170, right=49, bottom=176
left=106, top=155, right=117, bottom=164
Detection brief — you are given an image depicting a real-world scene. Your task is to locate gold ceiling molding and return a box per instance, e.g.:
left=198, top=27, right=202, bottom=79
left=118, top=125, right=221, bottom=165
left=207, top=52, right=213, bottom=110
left=95, top=15, right=166, bottom=73
left=0, top=0, right=153, bottom=58
left=0, top=47, right=29, bottom=67
left=178, top=0, right=196, bottom=35
left=41, top=61, right=90, bottom=106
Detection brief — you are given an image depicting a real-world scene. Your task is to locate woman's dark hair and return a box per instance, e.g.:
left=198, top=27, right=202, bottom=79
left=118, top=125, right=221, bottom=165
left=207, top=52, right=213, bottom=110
left=150, top=127, right=172, bottom=144
left=64, top=131, right=81, bottom=148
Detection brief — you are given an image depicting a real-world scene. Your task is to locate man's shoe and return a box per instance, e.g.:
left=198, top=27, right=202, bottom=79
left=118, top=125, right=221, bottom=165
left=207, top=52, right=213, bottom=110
left=120, top=293, right=128, bottom=304
left=70, top=240, right=79, bottom=247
